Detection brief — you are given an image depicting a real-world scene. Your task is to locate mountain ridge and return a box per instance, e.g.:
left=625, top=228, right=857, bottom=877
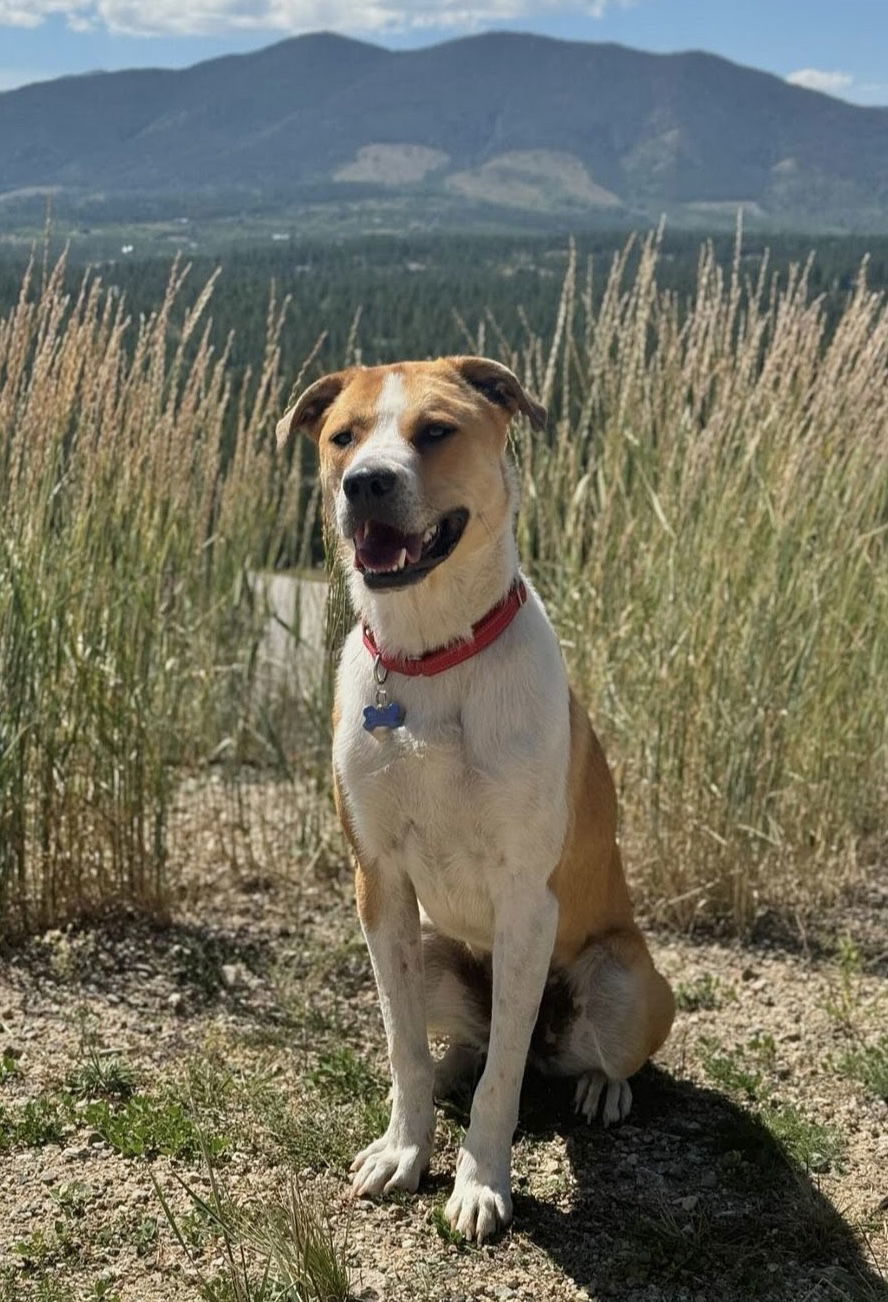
left=1, top=30, right=886, bottom=232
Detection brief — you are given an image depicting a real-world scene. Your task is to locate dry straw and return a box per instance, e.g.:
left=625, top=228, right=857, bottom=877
left=0, top=253, right=305, bottom=936
left=505, top=229, right=888, bottom=928
left=1, top=231, right=886, bottom=937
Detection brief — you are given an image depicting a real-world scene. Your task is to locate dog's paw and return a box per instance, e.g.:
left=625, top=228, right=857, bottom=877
left=574, top=1070, right=632, bottom=1127
left=445, top=1150, right=512, bottom=1242
left=349, top=1134, right=431, bottom=1198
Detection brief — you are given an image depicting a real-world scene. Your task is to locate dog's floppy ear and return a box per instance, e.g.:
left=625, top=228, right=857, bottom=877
left=276, top=370, right=349, bottom=447
left=451, top=356, right=547, bottom=432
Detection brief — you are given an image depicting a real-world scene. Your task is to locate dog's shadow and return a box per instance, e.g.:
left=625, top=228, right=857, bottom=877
left=444, top=1065, right=885, bottom=1300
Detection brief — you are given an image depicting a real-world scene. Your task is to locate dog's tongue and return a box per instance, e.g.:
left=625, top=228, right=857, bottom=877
left=354, top=521, right=424, bottom=572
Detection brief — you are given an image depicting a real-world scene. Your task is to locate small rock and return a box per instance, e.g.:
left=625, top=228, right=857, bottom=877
left=679, top=1194, right=699, bottom=1212
left=61, top=1145, right=89, bottom=1162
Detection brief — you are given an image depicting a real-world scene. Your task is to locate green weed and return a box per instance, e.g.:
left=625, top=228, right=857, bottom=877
left=0, top=1094, right=71, bottom=1150
left=154, top=1127, right=351, bottom=1302
left=51, top=1182, right=94, bottom=1220
left=82, top=1092, right=227, bottom=1162
left=674, top=973, right=724, bottom=1012
left=429, top=1203, right=467, bottom=1249
left=131, top=1214, right=159, bottom=1256
left=65, top=1052, right=136, bottom=1102
left=90, top=1283, right=122, bottom=1302
left=308, top=1046, right=383, bottom=1100
left=12, top=1221, right=76, bottom=1273
left=256, top=1081, right=387, bottom=1174
left=837, top=1037, right=888, bottom=1101
left=824, top=938, right=866, bottom=1030
left=758, top=1101, right=844, bottom=1172
left=0, top=1049, right=19, bottom=1084
left=700, top=1033, right=844, bottom=1173
left=173, top=1047, right=386, bottom=1175
left=699, top=1038, right=767, bottom=1101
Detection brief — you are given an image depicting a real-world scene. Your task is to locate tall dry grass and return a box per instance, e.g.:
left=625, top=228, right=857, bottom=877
left=0, top=253, right=308, bottom=936
left=1, top=232, right=885, bottom=938
left=497, top=230, right=888, bottom=928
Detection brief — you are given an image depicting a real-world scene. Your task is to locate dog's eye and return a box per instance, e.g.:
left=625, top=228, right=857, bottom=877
left=330, top=430, right=354, bottom=448
left=418, top=423, right=456, bottom=446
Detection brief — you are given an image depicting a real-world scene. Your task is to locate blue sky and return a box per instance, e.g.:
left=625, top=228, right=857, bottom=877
left=1, top=0, right=887, bottom=105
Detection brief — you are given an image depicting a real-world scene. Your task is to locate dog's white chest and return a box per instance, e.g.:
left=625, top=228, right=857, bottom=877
left=338, top=707, right=499, bottom=946
left=333, top=607, right=572, bottom=952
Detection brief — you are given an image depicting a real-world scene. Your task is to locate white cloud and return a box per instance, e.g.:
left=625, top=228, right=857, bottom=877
left=786, top=67, right=854, bottom=96
left=0, top=0, right=632, bottom=37
left=0, top=0, right=90, bottom=27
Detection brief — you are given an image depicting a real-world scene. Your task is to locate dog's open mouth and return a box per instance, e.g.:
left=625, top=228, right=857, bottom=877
left=352, top=508, right=469, bottom=590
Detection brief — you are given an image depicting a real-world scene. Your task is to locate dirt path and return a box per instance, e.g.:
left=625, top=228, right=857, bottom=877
left=1, top=781, right=885, bottom=1302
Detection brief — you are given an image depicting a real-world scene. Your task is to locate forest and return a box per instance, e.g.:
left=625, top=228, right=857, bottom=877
left=2, top=226, right=888, bottom=381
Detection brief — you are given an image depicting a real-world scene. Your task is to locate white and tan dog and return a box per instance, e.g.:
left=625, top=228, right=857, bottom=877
left=277, top=357, right=674, bottom=1242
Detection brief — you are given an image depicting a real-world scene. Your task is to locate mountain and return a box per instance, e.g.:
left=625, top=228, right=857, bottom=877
left=1, top=30, right=887, bottom=232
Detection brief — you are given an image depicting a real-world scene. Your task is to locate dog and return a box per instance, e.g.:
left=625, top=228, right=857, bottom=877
left=277, top=357, right=674, bottom=1242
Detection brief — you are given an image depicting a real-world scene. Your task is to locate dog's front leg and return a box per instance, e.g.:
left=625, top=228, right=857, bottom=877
left=350, top=863, right=435, bottom=1197
left=446, top=886, right=558, bottom=1241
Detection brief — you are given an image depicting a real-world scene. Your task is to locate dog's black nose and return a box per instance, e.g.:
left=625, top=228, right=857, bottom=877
left=342, top=466, right=397, bottom=505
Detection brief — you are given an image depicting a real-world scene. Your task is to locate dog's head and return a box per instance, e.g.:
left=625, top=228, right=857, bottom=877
left=277, top=357, right=546, bottom=592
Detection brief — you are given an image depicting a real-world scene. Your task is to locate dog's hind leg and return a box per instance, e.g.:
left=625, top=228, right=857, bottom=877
left=434, top=1042, right=485, bottom=1103
left=421, top=925, right=490, bottom=1100
left=537, top=928, right=674, bottom=1126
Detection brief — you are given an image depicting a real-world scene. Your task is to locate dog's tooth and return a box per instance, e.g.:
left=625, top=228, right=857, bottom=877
left=395, top=548, right=407, bottom=570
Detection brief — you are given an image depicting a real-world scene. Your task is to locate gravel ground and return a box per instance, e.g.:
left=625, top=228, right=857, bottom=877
left=0, top=778, right=885, bottom=1302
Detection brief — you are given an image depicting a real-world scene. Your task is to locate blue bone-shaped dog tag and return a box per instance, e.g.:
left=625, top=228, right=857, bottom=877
left=363, top=701, right=406, bottom=732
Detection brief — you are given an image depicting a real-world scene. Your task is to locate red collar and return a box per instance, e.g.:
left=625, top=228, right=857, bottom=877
left=362, top=579, right=527, bottom=678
